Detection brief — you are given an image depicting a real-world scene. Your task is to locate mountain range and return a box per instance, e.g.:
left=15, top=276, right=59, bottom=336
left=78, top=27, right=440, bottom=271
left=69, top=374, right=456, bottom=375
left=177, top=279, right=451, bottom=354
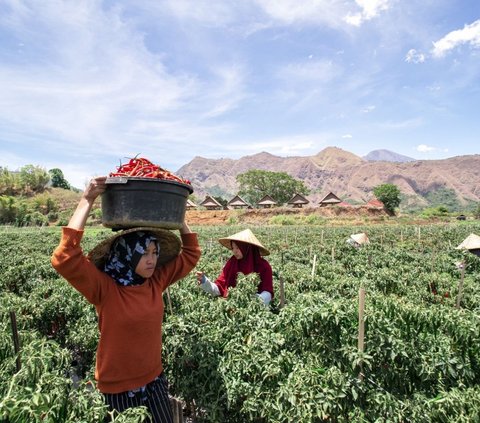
left=177, top=147, right=480, bottom=209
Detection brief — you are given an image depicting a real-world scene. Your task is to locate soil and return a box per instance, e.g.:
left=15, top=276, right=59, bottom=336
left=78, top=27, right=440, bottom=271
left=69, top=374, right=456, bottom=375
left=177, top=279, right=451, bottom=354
left=186, top=205, right=390, bottom=226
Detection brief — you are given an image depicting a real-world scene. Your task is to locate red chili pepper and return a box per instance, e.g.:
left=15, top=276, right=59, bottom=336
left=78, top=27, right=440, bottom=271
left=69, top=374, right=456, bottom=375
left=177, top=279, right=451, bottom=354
left=108, top=156, right=191, bottom=185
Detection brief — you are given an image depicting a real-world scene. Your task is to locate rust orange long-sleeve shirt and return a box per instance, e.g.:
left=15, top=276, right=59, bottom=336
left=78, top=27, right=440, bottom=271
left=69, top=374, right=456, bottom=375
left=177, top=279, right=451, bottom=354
left=51, top=227, right=201, bottom=394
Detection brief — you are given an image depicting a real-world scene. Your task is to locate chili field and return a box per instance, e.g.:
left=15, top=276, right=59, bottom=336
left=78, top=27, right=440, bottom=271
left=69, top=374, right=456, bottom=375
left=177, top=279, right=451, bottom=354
left=1, top=222, right=480, bottom=422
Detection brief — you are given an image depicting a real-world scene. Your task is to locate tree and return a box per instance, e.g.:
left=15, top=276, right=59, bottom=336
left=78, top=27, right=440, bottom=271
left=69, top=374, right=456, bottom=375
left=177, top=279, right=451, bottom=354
left=237, top=170, right=309, bottom=206
left=474, top=203, right=480, bottom=219
left=213, top=196, right=228, bottom=207
left=49, top=168, right=71, bottom=190
left=19, top=165, right=50, bottom=193
left=373, top=183, right=401, bottom=215
left=0, top=167, right=19, bottom=196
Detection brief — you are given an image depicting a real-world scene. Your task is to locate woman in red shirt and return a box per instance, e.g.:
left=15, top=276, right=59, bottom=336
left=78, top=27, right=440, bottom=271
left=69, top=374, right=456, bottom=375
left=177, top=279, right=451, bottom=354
left=196, top=229, right=273, bottom=305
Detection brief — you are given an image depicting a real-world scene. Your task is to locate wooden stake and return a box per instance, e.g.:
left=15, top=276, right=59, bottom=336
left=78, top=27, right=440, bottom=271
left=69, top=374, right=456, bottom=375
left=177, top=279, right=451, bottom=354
left=456, top=264, right=466, bottom=309
left=165, top=288, right=174, bottom=315
left=9, top=311, right=21, bottom=372
left=311, top=254, right=317, bottom=280
left=170, top=397, right=183, bottom=423
left=357, top=288, right=366, bottom=381
left=331, top=246, right=335, bottom=263
left=279, top=277, right=285, bottom=309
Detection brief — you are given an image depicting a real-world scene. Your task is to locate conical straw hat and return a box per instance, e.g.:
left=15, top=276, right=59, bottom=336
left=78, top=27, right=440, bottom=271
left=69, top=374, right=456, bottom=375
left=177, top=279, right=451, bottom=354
left=350, top=233, right=369, bottom=245
left=456, top=233, right=480, bottom=250
left=218, top=229, right=270, bottom=256
left=87, top=227, right=181, bottom=269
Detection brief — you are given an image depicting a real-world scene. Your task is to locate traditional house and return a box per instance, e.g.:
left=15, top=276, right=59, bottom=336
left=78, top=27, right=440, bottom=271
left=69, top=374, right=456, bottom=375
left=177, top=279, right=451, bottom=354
left=287, top=193, right=309, bottom=208
left=366, top=197, right=385, bottom=209
left=199, top=195, right=223, bottom=210
left=257, top=195, right=277, bottom=209
left=227, top=195, right=251, bottom=209
left=318, top=192, right=342, bottom=207
left=186, top=198, right=197, bottom=210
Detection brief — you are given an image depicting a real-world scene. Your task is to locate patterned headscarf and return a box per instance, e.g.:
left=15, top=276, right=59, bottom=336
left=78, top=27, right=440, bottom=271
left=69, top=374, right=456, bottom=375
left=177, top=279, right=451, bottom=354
left=104, top=231, right=159, bottom=286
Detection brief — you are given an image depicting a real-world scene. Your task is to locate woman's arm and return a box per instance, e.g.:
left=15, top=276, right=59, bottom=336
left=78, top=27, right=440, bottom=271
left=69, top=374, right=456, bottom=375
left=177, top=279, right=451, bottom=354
left=197, top=271, right=221, bottom=296
left=179, top=221, right=192, bottom=235
left=68, top=176, right=107, bottom=230
left=51, top=176, right=110, bottom=305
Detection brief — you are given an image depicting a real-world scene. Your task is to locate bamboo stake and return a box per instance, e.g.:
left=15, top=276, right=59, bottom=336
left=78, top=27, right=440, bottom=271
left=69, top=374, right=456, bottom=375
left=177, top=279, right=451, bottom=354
left=357, top=288, right=366, bottom=381
left=456, top=264, right=466, bottom=309
left=165, top=288, right=174, bottom=315
left=170, top=398, right=183, bottom=423
left=9, top=311, right=21, bottom=372
left=311, top=254, right=317, bottom=280
left=331, top=246, right=335, bottom=263
left=279, top=277, right=285, bottom=309
left=430, top=252, right=436, bottom=289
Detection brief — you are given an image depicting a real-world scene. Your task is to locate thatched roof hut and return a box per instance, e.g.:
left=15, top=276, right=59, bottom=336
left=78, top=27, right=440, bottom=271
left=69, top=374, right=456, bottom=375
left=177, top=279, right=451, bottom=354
left=200, top=195, right=223, bottom=210
left=287, top=193, right=309, bottom=208
left=319, top=192, right=342, bottom=207
left=257, top=195, right=277, bottom=209
left=227, top=195, right=251, bottom=209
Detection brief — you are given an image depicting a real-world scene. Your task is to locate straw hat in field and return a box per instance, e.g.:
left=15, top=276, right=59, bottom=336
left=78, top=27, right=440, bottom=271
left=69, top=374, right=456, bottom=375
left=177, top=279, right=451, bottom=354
left=218, top=228, right=270, bottom=256
left=87, top=227, right=181, bottom=269
left=456, top=233, right=480, bottom=251
left=349, top=233, right=370, bottom=245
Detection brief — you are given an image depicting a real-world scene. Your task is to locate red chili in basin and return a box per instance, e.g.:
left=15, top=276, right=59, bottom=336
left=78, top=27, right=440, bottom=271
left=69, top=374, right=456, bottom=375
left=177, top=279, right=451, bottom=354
left=109, top=156, right=191, bottom=185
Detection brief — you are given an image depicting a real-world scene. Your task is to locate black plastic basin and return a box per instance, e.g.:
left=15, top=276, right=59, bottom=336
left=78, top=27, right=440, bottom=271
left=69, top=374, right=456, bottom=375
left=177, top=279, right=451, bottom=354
left=101, top=177, right=193, bottom=230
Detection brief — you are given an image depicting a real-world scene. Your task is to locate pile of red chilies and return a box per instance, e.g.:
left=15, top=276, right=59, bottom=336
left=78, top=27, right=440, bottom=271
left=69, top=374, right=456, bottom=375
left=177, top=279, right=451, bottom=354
left=109, top=157, right=191, bottom=185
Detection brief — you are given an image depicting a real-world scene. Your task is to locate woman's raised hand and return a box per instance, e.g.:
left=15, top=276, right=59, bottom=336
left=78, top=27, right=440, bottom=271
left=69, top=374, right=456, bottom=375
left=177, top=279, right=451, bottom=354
left=83, top=176, right=107, bottom=202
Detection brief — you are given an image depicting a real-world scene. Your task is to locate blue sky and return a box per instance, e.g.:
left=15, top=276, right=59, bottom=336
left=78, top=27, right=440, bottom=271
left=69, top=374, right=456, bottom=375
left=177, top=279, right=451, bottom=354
left=0, top=0, right=479, bottom=189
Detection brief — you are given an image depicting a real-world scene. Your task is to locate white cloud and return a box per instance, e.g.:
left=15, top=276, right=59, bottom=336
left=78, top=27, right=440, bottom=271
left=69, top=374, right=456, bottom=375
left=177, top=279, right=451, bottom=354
left=432, top=19, right=480, bottom=58
left=416, top=144, right=449, bottom=153
left=378, top=118, right=423, bottom=130
left=220, top=133, right=328, bottom=156
left=405, top=49, right=425, bottom=64
left=162, top=0, right=238, bottom=25
left=256, top=0, right=349, bottom=26
left=342, top=134, right=353, bottom=138
left=362, top=105, right=376, bottom=113
left=277, top=59, right=338, bottom=82
left=417, top=144, right=435, bottom=153
left=0, top=2, right=249, bottom=163
left=344, top=0, right=390, bottom=27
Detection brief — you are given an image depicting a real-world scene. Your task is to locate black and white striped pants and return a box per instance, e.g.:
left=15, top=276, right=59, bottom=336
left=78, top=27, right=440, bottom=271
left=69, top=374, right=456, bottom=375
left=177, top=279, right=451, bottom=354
left=103, top=372, right=173, bottom=423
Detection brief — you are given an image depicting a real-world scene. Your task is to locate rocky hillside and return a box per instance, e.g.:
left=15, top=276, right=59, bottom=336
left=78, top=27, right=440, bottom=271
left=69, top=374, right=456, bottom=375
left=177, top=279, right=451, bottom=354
left=177, top=147, right=480, bottom=208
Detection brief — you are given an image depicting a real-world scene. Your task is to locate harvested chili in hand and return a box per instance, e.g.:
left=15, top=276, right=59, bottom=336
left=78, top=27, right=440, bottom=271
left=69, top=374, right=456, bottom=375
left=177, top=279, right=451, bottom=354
left=109, top=157, right=191, bottom=185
